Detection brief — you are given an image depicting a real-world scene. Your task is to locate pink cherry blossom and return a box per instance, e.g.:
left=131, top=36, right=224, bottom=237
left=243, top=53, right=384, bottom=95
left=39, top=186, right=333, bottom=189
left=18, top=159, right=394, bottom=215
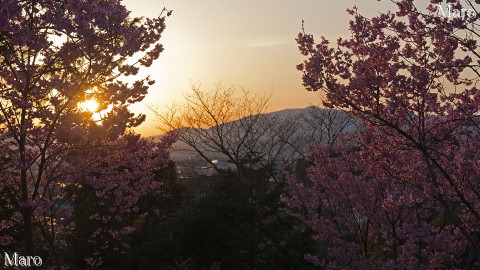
left=289, top=0, right=480, bottom=269
left=0, top=0, right=174, bottom=267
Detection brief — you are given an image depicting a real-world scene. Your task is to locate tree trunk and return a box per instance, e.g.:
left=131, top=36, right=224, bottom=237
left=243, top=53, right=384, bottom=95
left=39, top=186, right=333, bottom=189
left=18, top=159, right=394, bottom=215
left=23, top=207, right=35, bottom=257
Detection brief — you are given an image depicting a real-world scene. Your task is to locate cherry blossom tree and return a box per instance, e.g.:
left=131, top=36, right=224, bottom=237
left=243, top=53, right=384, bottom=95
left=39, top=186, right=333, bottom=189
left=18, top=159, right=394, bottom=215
left=0, top=0, right=173, bottom=267
left=288, top=0, right=480, bottom=269
left=61, top=132, right=177, bottom=268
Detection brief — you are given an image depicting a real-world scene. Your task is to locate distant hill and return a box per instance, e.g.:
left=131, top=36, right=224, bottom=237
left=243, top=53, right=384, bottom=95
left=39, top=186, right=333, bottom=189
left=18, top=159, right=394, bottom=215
left=150, top=106, right=357, bottom=164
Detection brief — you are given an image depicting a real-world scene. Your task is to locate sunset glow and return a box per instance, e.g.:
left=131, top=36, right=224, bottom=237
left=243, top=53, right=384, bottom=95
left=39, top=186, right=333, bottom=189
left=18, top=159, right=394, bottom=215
left=78, top=99, right=99, bottom=113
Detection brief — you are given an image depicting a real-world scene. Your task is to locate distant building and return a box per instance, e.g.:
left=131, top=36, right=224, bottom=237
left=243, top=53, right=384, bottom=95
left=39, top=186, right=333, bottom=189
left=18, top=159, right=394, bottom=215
left=200, top=166, right=216, bottom=176
left=212, top=160, right=237, bottom=172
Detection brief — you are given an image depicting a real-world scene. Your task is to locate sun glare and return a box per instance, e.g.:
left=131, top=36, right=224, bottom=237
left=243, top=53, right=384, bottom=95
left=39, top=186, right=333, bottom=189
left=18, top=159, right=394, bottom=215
left=79, top=99, right=99, bottom=113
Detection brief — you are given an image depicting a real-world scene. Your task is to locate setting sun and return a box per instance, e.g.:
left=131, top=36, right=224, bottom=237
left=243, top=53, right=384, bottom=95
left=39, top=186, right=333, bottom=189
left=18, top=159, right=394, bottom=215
left=78, top=99, right=99, bottom=113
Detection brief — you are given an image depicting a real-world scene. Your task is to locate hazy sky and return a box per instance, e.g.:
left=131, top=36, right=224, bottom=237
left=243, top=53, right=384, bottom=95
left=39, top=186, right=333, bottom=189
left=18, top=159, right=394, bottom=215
left=121, top=0, right=396, bottom=136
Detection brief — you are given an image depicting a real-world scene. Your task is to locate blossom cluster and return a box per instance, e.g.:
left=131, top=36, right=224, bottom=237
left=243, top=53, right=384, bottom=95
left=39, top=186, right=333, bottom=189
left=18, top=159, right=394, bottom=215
left=289, top=0, right=480, bottom=268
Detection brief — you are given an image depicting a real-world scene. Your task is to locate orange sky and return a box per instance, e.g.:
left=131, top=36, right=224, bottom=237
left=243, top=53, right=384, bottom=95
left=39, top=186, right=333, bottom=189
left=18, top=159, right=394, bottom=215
left=121, top=0, right=396, bottom=136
